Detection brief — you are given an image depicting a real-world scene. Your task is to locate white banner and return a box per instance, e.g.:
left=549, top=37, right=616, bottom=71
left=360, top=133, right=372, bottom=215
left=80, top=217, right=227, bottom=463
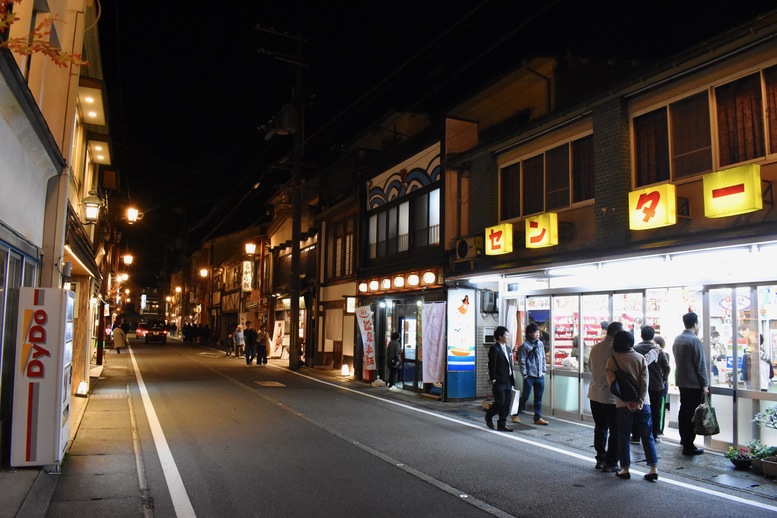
left=423, top=302, right=447, bottom=383
left=355, top=306, right=377, bottom=370
left=270, top=320, right=285, bottom=358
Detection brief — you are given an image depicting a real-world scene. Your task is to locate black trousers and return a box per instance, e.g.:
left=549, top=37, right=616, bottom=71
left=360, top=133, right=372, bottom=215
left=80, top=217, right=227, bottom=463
left=486, top=382, right=512, bottom=427
left=257, top=346, right=267, bottom=365
left=591, top=400, right=618, bottom=466
left=678, top=387, right=704, bottom=449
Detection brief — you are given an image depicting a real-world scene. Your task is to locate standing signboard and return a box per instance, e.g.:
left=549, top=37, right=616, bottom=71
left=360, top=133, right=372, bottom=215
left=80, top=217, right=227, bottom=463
left=11, top=288, right=74, bottom=467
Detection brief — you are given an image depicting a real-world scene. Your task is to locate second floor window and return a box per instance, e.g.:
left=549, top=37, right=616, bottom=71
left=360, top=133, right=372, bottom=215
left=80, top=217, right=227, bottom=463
left=500, top=135, right=593, bottom=220
left=326, top=217, right=354, bottom=280
left=369, top=188, right=440, bottom=259
left=634, top=64, right=777, bottom=187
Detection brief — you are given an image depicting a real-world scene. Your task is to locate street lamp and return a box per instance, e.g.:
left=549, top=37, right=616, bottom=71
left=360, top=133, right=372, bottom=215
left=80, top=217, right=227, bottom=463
left=200, top=268, right=208, bottom=278
left=245, top=242, right=257, bottom=255
left=123, top=254, right=133, bottom=266
left=82, top=192, right=102, bottom=223
left=127, top=207, right=144, bottom=224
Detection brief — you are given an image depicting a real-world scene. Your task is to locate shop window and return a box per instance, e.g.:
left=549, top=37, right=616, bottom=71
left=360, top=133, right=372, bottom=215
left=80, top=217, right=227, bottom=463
left=670, top=92, right=712, bottom=179
left=546, top=144, right=570, bottom=211
left=326, top=217, right=354, bottom=280
left=522, top=154, right=544, bottom=216
left=501, top=135, right=592, bottom=219
left=368, top=188, right=439, bottom=260
left=572, top=135, right=594, bottom=203
left=766, top=65, right=777, bottom=155
left=634, top=107, right=670, bottom=186
left=716, top=73, right=765, bottom=167
left=500, top=162, right=521, bottom=220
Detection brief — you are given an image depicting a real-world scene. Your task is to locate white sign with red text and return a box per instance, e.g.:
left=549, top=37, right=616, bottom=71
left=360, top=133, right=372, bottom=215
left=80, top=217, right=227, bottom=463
left=356, top=306, right=377, bottom=372
left=11, top=288, right=73, bottom=467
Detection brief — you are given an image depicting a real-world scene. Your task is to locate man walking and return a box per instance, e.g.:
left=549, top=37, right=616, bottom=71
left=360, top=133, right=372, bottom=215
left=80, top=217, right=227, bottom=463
left=672, top=311, right=708, bottom=455
left=517, top=323, right=549, bottom=425
left=244, top=321, right=258, bottom=366
left=587, top=321, right=623, bottom=471
left=485, top=326, right=515, bottom=432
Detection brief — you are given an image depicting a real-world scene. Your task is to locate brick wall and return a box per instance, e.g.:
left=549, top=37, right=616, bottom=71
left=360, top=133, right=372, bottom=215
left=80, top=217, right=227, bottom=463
left=592, top=98, right=631, bottom=248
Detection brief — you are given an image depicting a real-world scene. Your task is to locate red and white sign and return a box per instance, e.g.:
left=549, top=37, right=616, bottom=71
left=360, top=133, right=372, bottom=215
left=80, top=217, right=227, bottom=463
left=12, top=288, right=73, bottom=466
left=355, top=306, right=377, bottom=372
left=703, top=164, right=762, bottom=218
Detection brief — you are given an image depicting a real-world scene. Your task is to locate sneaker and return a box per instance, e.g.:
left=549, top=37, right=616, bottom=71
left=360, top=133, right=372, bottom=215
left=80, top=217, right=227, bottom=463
left=595, top=461, right=604, bottom=470
left=601, top=464, right=619, bottom=472
left=654, top=436, right=662, bottom=443
left=533, top=418, right=549, bottom=425
left=511, top=415, right=521, bottom=423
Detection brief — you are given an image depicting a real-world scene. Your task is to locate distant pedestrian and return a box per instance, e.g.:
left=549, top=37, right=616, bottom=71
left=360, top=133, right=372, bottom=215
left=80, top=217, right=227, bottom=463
left=606, top=330, right=658, bottom=482
left=588, top=321, right=622, bottom=472
left=517, top=323, right=548, bottom=425
left=233, top=325, right=245, bottom=359
left=257, top=323, right=269, bottom=366
left=672, top=311, right=708, bottom=456
left=244, top=321, right=258, bottom=366
left=386, top=331, right=402, bottom=389
left=113, top=318, right=127, bottom=354
left=223, top=333, right=235, bottom=357
left=485, top=326, right=515, bottom=432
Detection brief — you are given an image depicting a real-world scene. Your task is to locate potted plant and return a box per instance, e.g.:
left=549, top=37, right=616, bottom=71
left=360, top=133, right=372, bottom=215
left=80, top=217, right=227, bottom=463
left=724, top=446, right=752, bottom=470
left=753, top=407, right=777, bottom=430
left=753, top=408, right=777, bottom=477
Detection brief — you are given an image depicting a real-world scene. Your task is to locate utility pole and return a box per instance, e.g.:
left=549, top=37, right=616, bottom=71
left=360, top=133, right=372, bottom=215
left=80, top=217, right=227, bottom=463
left=256, top=26, right=306, bottom=371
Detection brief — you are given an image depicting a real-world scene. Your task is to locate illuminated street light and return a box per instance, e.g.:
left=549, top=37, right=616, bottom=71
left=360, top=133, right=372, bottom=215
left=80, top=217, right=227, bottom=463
left=245, top=242, right=257, bottom=255
left=200, top=268, right=208, bottom=278
left=123, top=254, right=133, bottom=266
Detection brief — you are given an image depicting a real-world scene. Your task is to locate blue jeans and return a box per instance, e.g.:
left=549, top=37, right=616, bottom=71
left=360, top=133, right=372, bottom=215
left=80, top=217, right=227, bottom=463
left=519, top=375, right=544, bottom=420
left=616, top=405, right=658, bottom=469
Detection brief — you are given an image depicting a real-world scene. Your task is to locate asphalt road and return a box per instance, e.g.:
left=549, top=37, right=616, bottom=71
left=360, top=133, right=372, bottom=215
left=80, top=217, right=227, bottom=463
left=126, top=338, right=775, bottom=517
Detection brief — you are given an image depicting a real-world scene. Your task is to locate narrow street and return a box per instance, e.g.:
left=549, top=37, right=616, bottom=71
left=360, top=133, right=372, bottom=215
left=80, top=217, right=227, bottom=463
left=51, top=336, right=777, bottom=517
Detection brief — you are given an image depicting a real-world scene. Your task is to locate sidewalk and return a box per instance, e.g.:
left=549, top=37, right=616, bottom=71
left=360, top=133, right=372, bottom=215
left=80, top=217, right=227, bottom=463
left=3, top=350, right=775, bottom=517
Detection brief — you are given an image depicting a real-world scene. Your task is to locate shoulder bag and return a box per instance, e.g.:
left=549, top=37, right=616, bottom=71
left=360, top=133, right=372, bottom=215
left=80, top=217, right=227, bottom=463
left=609, top=355, right=641, bottom=403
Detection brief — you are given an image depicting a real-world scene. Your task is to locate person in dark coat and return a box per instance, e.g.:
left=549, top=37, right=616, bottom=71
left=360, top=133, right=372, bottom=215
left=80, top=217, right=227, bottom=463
left=485, top=326, right=516, bottom=432
left=632, top=325, right=671, bottom=443
left=386, top=331, right=402, bottom=389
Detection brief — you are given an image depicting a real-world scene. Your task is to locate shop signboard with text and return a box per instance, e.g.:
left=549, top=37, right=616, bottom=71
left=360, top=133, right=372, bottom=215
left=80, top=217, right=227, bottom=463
left=485, top=223, right=513, bottom=255
left=12, top=288, right=74, bottom=467
left=525, top=213, right=558, bottom=248
left=703, top=163, right=762, bottom=218
left=628, top=183, right=677, bottom=230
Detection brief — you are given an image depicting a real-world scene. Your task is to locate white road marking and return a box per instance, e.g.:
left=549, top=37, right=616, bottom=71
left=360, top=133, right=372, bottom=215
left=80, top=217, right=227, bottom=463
left=129, top=348, right=196, bottom=517
left=285, top=367, right=777, bottom=514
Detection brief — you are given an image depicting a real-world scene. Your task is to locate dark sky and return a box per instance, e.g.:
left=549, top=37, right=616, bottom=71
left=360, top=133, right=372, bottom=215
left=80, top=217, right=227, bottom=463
left=97, top=0, right=777, bottom=286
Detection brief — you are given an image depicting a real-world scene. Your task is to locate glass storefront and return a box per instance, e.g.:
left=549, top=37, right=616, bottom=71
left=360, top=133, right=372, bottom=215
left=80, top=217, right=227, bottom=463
left=489, top=244, right=777, bottom=449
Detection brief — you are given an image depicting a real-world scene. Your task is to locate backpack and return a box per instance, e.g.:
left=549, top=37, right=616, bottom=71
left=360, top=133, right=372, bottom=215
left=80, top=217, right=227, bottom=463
left=609, top=355, right=641, bottom=403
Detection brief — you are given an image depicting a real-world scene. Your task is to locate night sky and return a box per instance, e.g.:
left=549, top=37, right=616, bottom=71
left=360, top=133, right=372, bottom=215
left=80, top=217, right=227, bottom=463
left=96, top=0, right=777, bottom=286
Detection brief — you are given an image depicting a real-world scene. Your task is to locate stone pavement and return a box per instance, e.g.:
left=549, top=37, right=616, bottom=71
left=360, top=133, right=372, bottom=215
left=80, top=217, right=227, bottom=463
left=2, top=345, right=775, bottom=517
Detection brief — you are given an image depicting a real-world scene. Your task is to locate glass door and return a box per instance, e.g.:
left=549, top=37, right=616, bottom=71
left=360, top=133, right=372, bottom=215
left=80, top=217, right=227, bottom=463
left=525, top=296, right=551, bottom=416
left=580, top=294, right=610, bottom=418
left=552, top=295, right=580, bottom=417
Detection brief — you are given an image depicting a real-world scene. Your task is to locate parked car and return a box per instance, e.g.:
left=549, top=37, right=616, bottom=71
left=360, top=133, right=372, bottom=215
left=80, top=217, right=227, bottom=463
left=145, top=323, right=168, bottom=344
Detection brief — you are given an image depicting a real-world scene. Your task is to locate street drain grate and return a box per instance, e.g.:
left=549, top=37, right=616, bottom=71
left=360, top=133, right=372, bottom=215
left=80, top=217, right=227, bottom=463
left=255, top=381, right=286, bottom=387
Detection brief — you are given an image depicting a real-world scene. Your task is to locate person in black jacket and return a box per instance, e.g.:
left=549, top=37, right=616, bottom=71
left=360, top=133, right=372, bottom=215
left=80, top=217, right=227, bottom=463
left=485, top=326, right=516, bottom=432
left=632, top=326, right=671, bottom=443
left=243, top=321, right=258, bottom=366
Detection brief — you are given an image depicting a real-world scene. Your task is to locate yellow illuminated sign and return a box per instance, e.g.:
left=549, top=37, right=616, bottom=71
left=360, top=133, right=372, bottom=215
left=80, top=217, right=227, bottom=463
left=628, top=184, right=676, bottom=230
left=525, top=213, right=558, bottom=248
left=703, top=164, right=762, bottom=218
left=485, top=223, right=513, bottom=255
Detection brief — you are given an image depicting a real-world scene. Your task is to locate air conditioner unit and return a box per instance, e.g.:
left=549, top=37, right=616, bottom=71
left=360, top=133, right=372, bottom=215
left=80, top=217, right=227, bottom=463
left=455, top=236, right=483, bottom=261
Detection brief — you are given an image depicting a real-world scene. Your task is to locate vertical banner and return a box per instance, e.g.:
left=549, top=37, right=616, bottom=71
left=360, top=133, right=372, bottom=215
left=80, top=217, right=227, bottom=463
left=270, top=320, right=285, bottom=358
left=356, top=306, right=377, bottom=371
left=447, top=289, right=475, bottom=371
left=422, top=302, right=447, bottom=383
left=241, top=261, right=253, bottom=292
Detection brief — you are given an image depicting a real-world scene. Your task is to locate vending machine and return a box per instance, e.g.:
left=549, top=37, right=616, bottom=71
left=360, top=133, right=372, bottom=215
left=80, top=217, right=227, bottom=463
left=11, top=287, right=74, bottom=467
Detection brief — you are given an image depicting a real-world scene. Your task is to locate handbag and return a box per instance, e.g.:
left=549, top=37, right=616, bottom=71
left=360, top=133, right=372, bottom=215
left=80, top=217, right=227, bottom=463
left=692, top=393, right=720, bottom=435
left=509, top=388, right=521, bottom=415
left=609, top=356, right=641, bottom=403
left=388, top=356, right=401, bottom=369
